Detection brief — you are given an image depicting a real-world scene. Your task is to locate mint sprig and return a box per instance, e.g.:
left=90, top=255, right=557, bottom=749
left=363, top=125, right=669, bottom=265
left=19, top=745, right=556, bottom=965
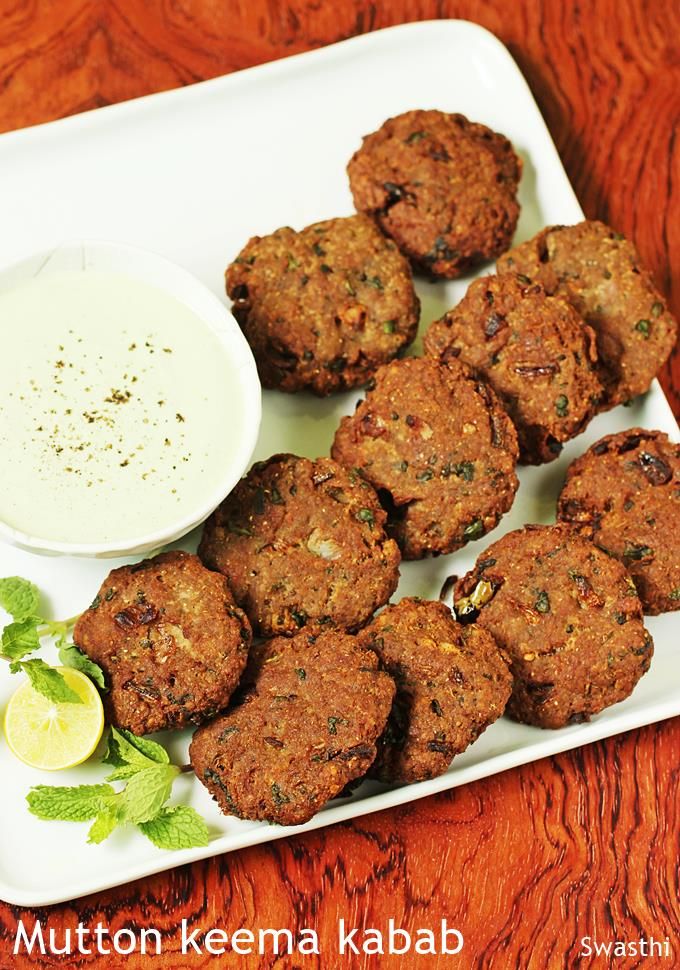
left=58, top=643, right=106, bottom=690
left=2, top=618, right=41, bottom=660
left=104, top=726, right=169, bottom=767
left=88, top=809, right=120, bottom=845
left=139, top=806, right=210, bottom=850
left=0, top=577, right=40, bottom=622
left=6, top=579, right=210, bottom=853
left=119, top=763, right=180, bottom=823
left=27, top=728, right=209, bottom=851
left=0, top=575, right=105, bottom=703
left=10, top=659, right=82, bottom=704
left=27, top=784, right=114, bottom=822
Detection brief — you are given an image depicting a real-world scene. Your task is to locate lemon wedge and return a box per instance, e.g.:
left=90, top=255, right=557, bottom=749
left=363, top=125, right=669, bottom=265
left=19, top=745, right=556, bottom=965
left=4, top=667, right=104, bottom=770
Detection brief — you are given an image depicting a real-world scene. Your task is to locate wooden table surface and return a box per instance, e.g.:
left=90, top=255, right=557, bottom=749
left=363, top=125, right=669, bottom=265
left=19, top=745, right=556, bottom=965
left=0, top=2, right=678, bottom=967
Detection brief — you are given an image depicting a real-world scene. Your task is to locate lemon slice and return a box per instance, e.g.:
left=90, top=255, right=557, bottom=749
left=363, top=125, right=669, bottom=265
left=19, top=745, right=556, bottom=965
left=4, top=667, right=104, bottom=770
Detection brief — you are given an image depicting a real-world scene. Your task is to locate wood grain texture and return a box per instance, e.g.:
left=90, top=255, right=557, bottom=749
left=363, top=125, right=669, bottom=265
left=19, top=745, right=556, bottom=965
left=0, top=1, right=678, bottom=967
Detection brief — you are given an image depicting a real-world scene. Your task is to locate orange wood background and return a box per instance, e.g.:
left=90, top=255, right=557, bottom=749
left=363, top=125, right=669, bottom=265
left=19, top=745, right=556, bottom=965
left=0, top=1, right=678, bottom=967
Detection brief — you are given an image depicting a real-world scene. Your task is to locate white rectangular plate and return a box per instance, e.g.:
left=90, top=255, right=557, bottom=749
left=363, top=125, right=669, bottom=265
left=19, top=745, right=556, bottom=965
left=0, top=20, right=678, bottom=906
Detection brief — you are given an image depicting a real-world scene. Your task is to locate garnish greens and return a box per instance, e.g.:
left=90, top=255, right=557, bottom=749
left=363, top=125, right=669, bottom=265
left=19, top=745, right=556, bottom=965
left=0, top=575, right=105, bottom=703
left=1, top=577, right=208, bottom=850
left=27, top=727, right=209, bottom=850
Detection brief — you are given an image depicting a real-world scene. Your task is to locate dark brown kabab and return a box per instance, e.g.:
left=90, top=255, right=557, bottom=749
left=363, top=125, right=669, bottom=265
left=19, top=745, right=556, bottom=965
left=331, top=355, right=519, bottom=559
left=357, top=598, right=512, bottom=783
left=454, top=524, right=654, bottom=729
left=189, top=628, right=395, bottom=825
left=424, top=273, right=603, bottom=463
left=558, top=428, right=680, bottom=614
left=226, top=214, right=419, bottom=394
left=198, top=454, right=401, bottom=637
left=497, top=220, right=677, bottom=408
left=347, top=109, right=522, bottom=278
left=73, top=551, right=252, bottom=735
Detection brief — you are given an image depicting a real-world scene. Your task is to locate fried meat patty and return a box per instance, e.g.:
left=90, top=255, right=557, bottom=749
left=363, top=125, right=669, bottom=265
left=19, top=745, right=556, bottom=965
left=189, top=628, right=394, bottom=825
left=558, top=428, right=680, bottom=614
left=497, top=221, right=677, bottom=407
left=331, top=356, right=519, bottom=559
left=198, top=454, right=400, bottom=636
left=424, top=273, right=602, bottom=463
left=226, top=214, right=419, bottom=394
left=73, top=551, right=252, bottom=735
left=347, top=109, right=521, bottom=278
left=454, top=524, right=653, bottom=728
left=357, top=598, right=511, bottom=782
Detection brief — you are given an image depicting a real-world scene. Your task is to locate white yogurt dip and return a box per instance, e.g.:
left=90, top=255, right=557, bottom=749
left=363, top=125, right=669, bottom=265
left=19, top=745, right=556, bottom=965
left=0, top=268, right=250, bottom=547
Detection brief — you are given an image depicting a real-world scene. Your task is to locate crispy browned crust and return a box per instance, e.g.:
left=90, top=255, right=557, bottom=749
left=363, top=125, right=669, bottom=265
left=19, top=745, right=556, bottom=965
left=356, top=598, right=511, bottom=782
left=454, top=524, right=653, bottom=728
left=198, top=454, right=401, bottom=637
left=72, top=551, right=252, bottom=735
left=331, top=355, right=519, bottom=559
left=497, top=221, right=677, bottom=407
left=557, top=428, right=680, bottom=614
left=189, top=629, right=395, bottom=825
left=424, top=273, right=603, bottom=464
left=347, top=110, right=521, bottom=278
left=226, top=214, right=419, bottom=394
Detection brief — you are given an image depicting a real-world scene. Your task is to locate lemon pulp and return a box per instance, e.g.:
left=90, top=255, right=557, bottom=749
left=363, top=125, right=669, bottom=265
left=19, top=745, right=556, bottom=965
left=4, top=667, right=104, bottom=770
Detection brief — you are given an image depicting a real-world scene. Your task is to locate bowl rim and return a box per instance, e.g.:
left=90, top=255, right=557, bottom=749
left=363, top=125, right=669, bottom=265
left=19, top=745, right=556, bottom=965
left=0, top=238, right=262, bottom=558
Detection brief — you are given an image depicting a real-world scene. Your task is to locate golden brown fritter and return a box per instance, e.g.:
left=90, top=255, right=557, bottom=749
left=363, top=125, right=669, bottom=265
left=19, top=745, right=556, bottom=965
left=558, top=428, right=680, bottom=614
left=454, top=524, right=653, bottom=729
left=347, top=110, right=521, bottom=278
left=198, top=454, right=400, bottom=636
left=189, top=628, right=395, bottom=825
left=424, top=273, right=603, bottom=463
left=73, top=551, right=252, bottom=735
left=357, top=598, right=511, bottom=782
left=226, top=214, right=419, bottom=394
left=497, top=221, right=677, bottom=408
left=331, top=356, right=519, bottom=559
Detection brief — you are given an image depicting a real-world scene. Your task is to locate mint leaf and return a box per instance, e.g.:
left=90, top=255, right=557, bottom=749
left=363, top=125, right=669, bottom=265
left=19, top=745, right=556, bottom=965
left=0, top=577, right=40, bottom=622
left=103, top=728, right=170, bottom=776
left=139, top=806, right=209, bottom=850
left=105, top=763, right=148, bottom=782
left=120, top=764, right=179, bottom=824
left=27, top=784, right=115, bottom=821
left=102, top=731, right=133, bottom=768
left=88, top=808, right=121, bottom=844
left=103, top=727, right=156, bottom=770
left=12, top=659, right=83, bottom=704
left=118, top=729, right=169, bottom=765
left=58, top=643, right=106, bottom=690
left=2, top=619, right=40, bottom=660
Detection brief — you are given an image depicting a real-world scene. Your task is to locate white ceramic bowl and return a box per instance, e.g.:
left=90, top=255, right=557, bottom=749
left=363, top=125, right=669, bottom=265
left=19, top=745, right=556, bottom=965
left=0, top=240, right=261, bottom=558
